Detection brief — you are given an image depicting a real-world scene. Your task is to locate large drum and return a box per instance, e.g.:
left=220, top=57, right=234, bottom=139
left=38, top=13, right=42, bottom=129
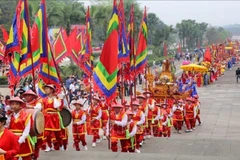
left=24, top=109, right=44, bottom=136
left=60, top=108, right=72, bottom=127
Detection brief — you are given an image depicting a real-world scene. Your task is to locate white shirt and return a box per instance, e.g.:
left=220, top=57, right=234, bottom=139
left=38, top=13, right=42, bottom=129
left=69, top=84, right=75, bottom=92
left=53, top=98, right=61, bottom=108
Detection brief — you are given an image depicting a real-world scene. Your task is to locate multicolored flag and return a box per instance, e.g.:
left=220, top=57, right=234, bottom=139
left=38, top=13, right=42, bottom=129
left=52, top=28, right=68, bottom=64
left=127, top=4, right=135, bottom=74
left=37, top=79, right=47, bottom=98
left=18, top=0, right=37, bottom=77
left=82, top=6, right=92, bottom=61
left=37, top=0, right=61, bottom=91
left=93, top=0, right=119, bottom=103
left=135, top=6, right=148, bottom=75
left=5, top=0, right=31, bottom=88
left=118, top=0, right=129, bottom=63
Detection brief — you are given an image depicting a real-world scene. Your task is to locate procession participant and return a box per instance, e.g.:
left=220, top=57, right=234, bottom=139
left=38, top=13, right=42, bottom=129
left=125, top=109, right=137, bottom=153
left=137, top=94, right=147, bottom=142
left=0, top=109, right=20, bottom=160
left=22, top=90, right=44, bottom=160
left=100, top=96, right=108, bottom=140
left=196, top=72, right=202, bottom=87
left=131, top=100, right=145, bottom=153
left=71, top=100, right=88, bottom=151
left=124, top=101, right=130, bottom=111
left=193, top=95, right=201, bottom=125
left=143, top=91, right=155, bottom=139
left=4, top=95, right=11, bottom=117
left=159, top=102, right=169, bottom=137
left=166, top=100, right=173, bottom=137
left=106, top=103, right=128, bottom=152
left=172, top=99, right=184, bottom=134
left=8, top=97, right=33, bottom=160
left=42, top=84, right=63, bottom=152
left=151, top=103, right=162, bottom=137
left=89, top=95, right=102, bottom=147
left=185, top=97, right=195, bottom=132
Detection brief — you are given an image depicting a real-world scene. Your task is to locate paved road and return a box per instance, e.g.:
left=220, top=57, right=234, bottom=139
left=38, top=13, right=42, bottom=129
left=36, top=63, right=240, bottom=160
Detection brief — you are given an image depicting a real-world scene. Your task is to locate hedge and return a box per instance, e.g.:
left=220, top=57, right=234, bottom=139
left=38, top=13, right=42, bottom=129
left=0, top=76, right=8, bottom=85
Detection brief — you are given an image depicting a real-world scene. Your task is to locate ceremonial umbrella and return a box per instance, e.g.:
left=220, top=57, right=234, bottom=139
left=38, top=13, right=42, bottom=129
left=182, top=60, right=191, bottom=65
left=180, top=64, right=208, bottom=72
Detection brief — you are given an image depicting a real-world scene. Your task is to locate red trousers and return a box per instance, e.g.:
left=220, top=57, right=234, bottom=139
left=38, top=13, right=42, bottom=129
left=135, top=134, right=143, bottom=149
left=145, top=120, right=152, bottom=135
left=33, top=139, right=43, bottom=159
left=173, top=121, right=183, bottom=130
left=126, top=138, right=135, bottom=152
left=185, top=118, right=195, bottom=130
left=111, top=139, right=128, bottom=152
left=92, top=129, right=100, bottom=142
left=152, top=126, right=160, bottom=137
left=45, top=131, right=62, bottom=149
left=161, top=126, right=169, bottom=137
left=73, top=134, right=87, bottom=150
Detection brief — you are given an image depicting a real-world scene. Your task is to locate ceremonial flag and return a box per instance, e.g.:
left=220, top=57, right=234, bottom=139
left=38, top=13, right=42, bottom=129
left=135, top=6, right=148, bottom=75
left=118, top=0, right=129, bottom=63
left=177, top=43, right=181, bottom=53
left=164, top=42, right=168, bottom=57
left=0, top=25, right=9, bottom=43
left=204, top=47, right=212, bottom=63
left=93, top=0, right=119, bottom=103
left=5, top=0, right=27, bottom=87
left=37, top=0, right=61, bottom=91
left=37, top=79, right=47, bottom=98
left=82, top=6, right=92, bottom=61
left=18, top=0, right=37, bottom=77
left=5, top=0, right=22, bottom=55
left=52, top=28, right=68, bottom=64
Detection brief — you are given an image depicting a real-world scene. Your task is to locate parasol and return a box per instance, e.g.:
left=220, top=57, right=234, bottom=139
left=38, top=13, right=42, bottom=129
left=182, top=60, right=191, bottom=65
left=180, top=64, right=208, bottom=72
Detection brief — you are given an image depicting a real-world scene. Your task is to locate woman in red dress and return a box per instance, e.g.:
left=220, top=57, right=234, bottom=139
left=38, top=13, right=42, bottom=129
left=0, top=110, right=20, bottom=160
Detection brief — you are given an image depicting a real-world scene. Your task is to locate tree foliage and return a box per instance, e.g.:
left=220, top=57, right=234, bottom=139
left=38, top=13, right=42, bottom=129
left=205, top=27, right=232, bottom=44
left=176, top=20, right=208, bottom=49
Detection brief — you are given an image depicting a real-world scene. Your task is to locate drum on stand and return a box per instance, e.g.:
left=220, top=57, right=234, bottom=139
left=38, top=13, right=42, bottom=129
left=24, top=108, right=44, bottom=136
left=60, top=108, right=72, bottom=127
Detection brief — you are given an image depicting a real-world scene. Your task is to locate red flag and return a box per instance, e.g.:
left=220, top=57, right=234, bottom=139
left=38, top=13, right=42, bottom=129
left=164, top=42, right=168, bottom=57
left=204, top=47, right=211, bottom=63
left=0, top=25, right=9, bottom=43
left=177, top=43, right=181, bottom=53
left=52, top=28, right=68, bottom=64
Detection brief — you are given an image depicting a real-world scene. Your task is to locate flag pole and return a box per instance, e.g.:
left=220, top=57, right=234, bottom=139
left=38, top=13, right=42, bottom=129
left=25, top=0, right=36, bottom=93
left=42, top=0, right=50, bottom=83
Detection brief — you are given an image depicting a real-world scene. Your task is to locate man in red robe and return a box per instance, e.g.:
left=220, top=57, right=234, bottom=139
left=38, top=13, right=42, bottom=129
left=106, top=103, right=128, bottom=152
left=8, top=97, right=33, bottom=160
left=42, top=84, right=63, bottom=152
left=0, top=109, right=20, bottom=160
left=22, top=90, right=44, bottom=160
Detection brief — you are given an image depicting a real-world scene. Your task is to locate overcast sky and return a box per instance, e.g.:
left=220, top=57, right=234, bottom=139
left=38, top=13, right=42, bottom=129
left=80, top=1, right=240, bottom=27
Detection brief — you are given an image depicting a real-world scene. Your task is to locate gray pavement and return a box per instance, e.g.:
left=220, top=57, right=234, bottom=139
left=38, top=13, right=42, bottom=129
left=1, top=60, right=240, bottom=160
left=38, top=63, right=240, bottom=160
